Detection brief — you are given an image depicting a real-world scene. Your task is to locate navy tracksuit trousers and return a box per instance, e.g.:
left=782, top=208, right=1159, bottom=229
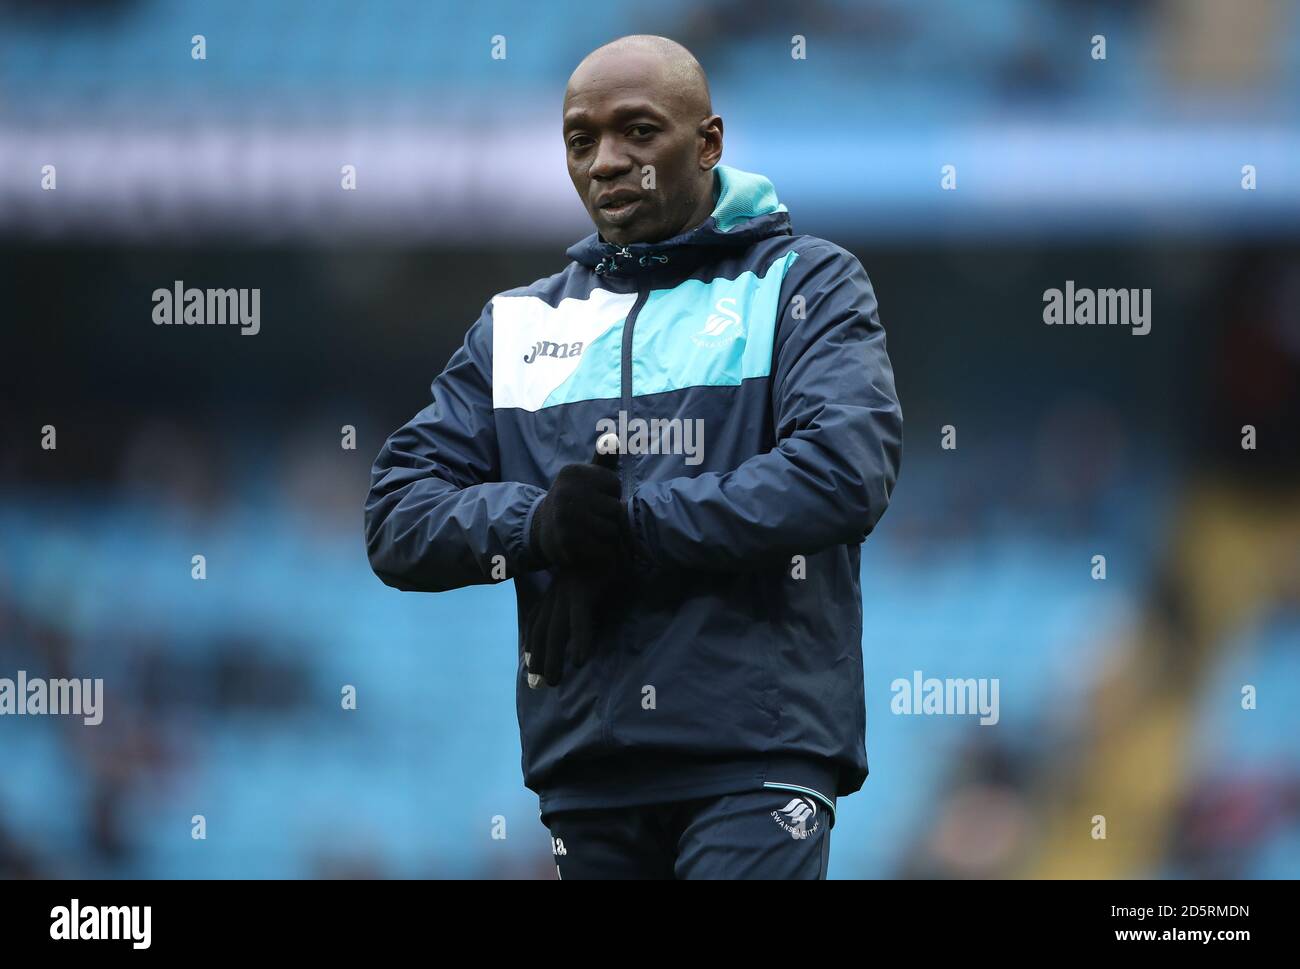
left=542, top=788, right=833, bottom=880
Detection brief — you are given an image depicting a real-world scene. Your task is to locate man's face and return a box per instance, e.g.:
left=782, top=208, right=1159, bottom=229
left=563, top=54, right=720, bottom=247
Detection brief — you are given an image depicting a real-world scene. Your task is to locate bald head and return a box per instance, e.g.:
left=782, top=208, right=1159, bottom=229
left=562, top=36, right=723, bottom=245
left=566, top=35, right=712, bottom=120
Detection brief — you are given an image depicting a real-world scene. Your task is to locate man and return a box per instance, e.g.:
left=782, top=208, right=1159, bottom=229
left=365, top=35, right=902, bottom=879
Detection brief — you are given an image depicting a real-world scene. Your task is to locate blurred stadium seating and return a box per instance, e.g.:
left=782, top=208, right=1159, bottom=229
left=3, top=0, right=1299, bottom=239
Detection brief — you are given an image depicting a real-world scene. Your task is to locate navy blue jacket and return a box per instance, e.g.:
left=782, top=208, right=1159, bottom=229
left=365, top=166, right=903, bottom=817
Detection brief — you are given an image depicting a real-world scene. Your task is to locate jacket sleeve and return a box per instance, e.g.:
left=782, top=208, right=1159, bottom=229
left=364, top=301, right=547, bottom=592
left=627, top=243, right=902, bottom=571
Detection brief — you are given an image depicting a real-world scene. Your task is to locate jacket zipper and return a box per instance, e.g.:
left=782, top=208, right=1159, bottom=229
left=602, top=280, right=648, bottom=749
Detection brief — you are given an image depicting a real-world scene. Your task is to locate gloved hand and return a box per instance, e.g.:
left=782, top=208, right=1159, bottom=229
left=528, top=447, right=627, bottom=568
left=525, top=439, right=628, bottom=687
left=524, top=566, right=618, bottom=688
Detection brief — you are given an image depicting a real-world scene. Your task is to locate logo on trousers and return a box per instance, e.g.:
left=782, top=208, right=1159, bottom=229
left=771, top=797, right=819, bottom=840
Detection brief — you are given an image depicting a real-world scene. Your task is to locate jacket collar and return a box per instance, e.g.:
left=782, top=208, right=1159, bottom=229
left=565, top=165, right=792, bottom=277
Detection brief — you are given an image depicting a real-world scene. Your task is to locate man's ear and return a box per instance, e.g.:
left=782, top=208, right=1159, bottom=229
left=699, top=114, right=724, bottom=169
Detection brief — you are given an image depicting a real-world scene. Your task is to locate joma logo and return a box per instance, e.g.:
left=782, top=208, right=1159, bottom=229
left=523, top=340, right=584, bottom=364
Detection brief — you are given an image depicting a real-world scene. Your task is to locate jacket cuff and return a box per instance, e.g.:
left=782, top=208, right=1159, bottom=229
left=515, top=489, right=550, bottom=573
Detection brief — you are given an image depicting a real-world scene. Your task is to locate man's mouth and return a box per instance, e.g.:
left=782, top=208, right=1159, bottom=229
left=596, top=192, right=643, bottom=223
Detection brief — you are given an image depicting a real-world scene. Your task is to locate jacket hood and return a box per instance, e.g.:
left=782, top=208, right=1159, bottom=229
left=565, top=164, right=792, bottom=276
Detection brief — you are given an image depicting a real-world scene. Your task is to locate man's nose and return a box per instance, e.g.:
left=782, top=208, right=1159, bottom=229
left=588, top=137, right=633, bottom=181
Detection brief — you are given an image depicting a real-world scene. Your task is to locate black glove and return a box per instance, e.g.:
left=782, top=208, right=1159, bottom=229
left=524, top=566, right=618, bottom=688
left=528, top=449, right=627, bottom=568
left=524, top=441, right=628, bottom=687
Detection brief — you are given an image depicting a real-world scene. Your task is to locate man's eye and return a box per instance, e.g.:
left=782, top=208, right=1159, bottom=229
left=568, top=136, right=592, bottom=150
left=628, top=125, right=656, bottom=138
